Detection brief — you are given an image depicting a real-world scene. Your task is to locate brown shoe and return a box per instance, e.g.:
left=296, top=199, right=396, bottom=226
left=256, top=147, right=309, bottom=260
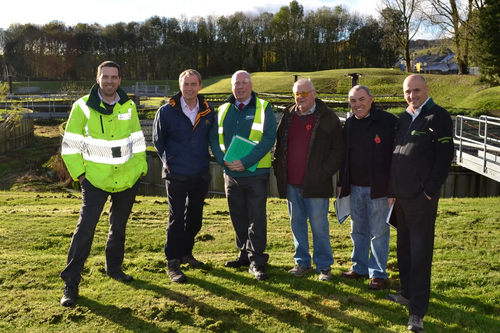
left=341, top=270, right=367, bottom=279
left=368, top=277, right=386, bottom=290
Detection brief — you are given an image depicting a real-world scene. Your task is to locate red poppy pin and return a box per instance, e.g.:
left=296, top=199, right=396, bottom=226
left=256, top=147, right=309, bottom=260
left=374, top=134, right=381, bottom=144
left=306, top=124, right=312, bottom=131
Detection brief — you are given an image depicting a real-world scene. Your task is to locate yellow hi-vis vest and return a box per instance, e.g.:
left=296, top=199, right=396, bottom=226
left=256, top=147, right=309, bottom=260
left=217, top=98, right=272, bottom=169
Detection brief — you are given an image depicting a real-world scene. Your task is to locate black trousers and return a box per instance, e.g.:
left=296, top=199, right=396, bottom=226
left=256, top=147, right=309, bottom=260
left=224, top=173, right=269, bottom=266
left=395, top=192, right=440, bottom=318
left=164, top=176, right=209, bottom=260
left=60, top=179, right=140, bottom=284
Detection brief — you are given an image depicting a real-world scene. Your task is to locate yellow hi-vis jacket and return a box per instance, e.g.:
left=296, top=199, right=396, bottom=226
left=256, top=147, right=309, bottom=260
left=217, top=98, right=272, bottom=169
left=61, top=85, right=147, bottom=192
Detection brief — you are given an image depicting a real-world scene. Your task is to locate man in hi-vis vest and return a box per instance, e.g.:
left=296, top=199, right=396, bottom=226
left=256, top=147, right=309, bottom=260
left=210, top=70, right=276, bottom=281
left=59, top=61, right=147, bottom=307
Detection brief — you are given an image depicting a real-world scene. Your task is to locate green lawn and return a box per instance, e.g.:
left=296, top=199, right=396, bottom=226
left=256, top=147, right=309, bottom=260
left=10, top=68, right=500, bottom=112
left=0, top=193, right=499, bottom=332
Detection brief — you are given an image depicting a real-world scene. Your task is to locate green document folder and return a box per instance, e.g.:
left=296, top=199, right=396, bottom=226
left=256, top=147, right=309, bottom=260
left=223, top=135, right=258, bottom=172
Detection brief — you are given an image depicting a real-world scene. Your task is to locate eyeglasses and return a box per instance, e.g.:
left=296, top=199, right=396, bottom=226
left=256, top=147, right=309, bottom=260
left=293, top=90, right=314, bottom=98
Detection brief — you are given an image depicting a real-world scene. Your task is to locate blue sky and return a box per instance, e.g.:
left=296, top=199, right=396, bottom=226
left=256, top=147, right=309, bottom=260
left=1, top=0, right=379, bottom=30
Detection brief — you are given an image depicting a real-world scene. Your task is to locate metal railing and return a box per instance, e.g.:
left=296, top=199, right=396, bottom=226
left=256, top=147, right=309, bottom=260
left=455, top=115, right=500, bottom=182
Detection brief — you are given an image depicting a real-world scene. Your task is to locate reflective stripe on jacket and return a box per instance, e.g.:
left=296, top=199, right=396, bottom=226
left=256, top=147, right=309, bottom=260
left=61, top=86, right=147, bottom=192
left=217, top=98, right=271, bottom=168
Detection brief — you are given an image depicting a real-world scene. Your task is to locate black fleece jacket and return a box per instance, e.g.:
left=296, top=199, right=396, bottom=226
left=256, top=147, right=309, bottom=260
left=338, top=104, right=397, bottom=199
left=388, top=98, right=454, bottom=199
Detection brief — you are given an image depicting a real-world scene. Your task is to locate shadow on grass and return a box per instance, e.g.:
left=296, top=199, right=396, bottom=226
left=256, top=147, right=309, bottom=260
left=128, top=278, right=265, bottom=332
left=198, top=266, right=398, bottom=332
left=78, top=296, right=171, bottom=333
left=80, top=265, right=500, bottom=332
left=427, top=292, right=500, bottom=331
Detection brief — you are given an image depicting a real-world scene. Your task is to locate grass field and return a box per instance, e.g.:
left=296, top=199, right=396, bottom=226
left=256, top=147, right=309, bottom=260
left=0, top=192, right=499, bottom=332
left=9, top=69, right=500, bottom=112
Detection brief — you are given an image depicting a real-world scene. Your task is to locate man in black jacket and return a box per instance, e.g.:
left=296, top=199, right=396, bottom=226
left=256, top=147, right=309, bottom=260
left=274, top=78, right=344, bottom=282
left=386, top=75, right=454, bottom=333
left=338, top=85, right=397, bottom=290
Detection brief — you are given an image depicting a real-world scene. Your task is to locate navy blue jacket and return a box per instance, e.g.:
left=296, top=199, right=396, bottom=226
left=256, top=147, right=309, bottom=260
left=153, top=92, right=215, bottom=179
left=338, top=104, right=397, bottom=199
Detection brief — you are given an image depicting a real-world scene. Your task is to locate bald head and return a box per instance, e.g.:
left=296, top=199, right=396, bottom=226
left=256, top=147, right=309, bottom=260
left=404, top=74, right=427, bottom=87
left=403, top=74, right=430, bottom=112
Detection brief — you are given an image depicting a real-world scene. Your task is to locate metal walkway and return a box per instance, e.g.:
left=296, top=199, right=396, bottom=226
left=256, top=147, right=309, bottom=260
left=455, top=115, right=500, bottom=183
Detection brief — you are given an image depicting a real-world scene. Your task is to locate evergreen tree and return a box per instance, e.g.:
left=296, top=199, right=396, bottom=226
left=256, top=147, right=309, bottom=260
left=476, top=0, right=500, bottom=85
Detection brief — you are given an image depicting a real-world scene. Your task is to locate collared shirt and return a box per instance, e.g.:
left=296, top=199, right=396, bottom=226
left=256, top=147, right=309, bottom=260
left=406, top=97, right=430, bottom=121
left=97, top=90, right=120, bottom=105
left=295, top=102, right=317, bottom=117
left=354, top=113, right=371, bottom=120
left=236, top=96, right=253, bottom=109
left=180, top=96, right=199, bottom=125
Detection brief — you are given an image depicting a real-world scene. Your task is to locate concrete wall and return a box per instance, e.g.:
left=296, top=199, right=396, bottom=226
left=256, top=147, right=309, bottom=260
left=139, top=153, right=499, bottom=199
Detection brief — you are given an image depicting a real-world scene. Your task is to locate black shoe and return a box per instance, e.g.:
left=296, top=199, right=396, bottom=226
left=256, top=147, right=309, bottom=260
left=60, top=279, right=79, bottom=307
left=407, top=315, right=424, bottom=332
left=107, top=270, right=134, bottom=282
left=248, top=263, right=268, bottom=281
left=168, top=259, right=187, bottom=283
left=181, top=255, right=204, bottom=268
left=225, top=258, right=250, bottom=268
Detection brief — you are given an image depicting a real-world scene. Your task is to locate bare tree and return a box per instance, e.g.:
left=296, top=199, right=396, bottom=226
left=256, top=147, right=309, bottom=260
left=424, top=0, right=482, bottom=74
left=378, top=0, right=424, bottom=72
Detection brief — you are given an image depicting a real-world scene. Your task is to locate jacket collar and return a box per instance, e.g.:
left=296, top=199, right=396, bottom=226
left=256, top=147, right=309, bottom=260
left=285, top=97, right=329, bottom=115
left=422, top=98, right=436, bottom=112
left=367, top=102, right=382, bottom=121
left=169, top=91, right=211, bottom=112
left=86, top=84, right=130, bottom=115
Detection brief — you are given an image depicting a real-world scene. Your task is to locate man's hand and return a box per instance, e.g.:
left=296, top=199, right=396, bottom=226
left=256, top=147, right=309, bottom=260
left=387, top=197, right=395, bottom=209
left=78, top=174, right=86, bottom=183
left=337, top=187, right=342, bottom=196
left=423, top=191, right=431, bottom=200
left=224, top=160, right=246, bottom=172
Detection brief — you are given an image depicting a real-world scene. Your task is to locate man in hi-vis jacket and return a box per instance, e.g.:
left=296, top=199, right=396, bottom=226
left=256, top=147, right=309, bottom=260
left=60, top=61, right=147, bottom=307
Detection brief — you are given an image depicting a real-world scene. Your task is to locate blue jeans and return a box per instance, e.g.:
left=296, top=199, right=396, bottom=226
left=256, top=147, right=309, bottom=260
left=349, top=185, right=390, bottom=279
left=286, top=184, right=334, bottom=271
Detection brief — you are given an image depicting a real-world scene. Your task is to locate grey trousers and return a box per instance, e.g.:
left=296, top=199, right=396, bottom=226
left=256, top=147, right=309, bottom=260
left=224, top=173, right=269, bottom=266
left=60, top=179, right=139, bottom=283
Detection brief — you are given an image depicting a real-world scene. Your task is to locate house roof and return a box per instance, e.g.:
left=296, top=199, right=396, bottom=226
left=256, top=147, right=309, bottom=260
left=425, top=62, right=459, bottom=72
left=414, top=53, right=456, bottom=65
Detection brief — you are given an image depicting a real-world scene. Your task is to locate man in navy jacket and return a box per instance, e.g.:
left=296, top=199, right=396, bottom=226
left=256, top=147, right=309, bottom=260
left=153, top=69, right=215, bottom=283
left=386, top=75, right=454, bottom=333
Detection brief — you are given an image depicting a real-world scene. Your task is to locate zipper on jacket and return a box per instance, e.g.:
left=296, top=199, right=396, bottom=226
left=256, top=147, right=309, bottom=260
left=100, top=115, right=104, bottom=134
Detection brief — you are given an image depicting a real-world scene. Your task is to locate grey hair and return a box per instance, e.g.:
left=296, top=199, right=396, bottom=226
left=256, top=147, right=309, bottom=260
left=231, top=70, right=252, bottom=84
left=348, top=85, right=372, bottom=99
left=293, top=78, right=315, bottom=91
